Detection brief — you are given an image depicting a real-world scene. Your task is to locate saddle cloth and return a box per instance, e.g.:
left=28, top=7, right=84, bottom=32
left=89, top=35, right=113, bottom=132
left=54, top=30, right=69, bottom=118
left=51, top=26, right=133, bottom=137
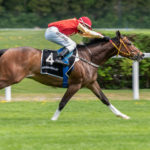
left=41, top=48, right=77, bottom=87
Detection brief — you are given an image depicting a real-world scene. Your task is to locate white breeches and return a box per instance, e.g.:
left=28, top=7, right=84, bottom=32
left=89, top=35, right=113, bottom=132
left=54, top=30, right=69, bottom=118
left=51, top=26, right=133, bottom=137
left=45, top=27, right=76, bottom=52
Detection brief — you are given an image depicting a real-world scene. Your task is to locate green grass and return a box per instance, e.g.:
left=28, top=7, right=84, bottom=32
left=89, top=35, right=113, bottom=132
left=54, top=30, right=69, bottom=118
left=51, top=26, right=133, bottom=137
left=0, top=29, right=150, bottom=149
left=0, top=100, right=150, bottom=150
left=1, top=28, right=150, bottom=49
left=99, top=29, right=150, bottom=35
left=0, top=29, right=83, bottom=49
left=0, top=29, right=150, bottom=97
left=0, top=29, right=150, bottom=101
left=0, top=29, right=83, bottom=96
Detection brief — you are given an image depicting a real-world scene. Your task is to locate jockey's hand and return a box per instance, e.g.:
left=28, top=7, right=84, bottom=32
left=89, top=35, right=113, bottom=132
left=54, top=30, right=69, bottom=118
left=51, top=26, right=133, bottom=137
left=103, top=36, right=111, bottom=41
left=78, top=30, right=83, bottom=34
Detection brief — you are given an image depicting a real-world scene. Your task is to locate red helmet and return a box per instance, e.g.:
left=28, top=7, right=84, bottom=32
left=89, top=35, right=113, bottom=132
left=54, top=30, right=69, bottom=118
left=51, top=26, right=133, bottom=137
left=78, top=16, right=92, bottom=29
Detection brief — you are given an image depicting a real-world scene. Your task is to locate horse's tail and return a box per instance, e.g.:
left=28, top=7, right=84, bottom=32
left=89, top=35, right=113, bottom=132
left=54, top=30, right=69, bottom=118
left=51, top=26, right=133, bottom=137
left=0, top=49, right=8, bottom=57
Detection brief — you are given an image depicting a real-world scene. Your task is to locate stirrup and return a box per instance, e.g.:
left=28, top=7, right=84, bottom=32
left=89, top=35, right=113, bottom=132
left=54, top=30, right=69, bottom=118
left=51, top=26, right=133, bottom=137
left=58, top=48, right=69, bottom=57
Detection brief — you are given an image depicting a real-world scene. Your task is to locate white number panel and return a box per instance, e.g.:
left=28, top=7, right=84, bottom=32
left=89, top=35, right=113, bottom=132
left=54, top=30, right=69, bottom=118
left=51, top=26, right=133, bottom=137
left=46, top=52, right=54, bottom=65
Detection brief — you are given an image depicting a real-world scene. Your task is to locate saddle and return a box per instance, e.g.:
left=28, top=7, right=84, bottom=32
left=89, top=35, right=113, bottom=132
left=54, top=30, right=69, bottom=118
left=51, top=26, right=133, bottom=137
left=41, top=48, right=78, bottom=88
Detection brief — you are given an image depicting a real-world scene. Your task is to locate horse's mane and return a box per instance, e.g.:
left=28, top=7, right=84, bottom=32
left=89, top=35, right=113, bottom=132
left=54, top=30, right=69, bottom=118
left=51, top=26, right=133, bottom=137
left=77, top=37, right=119, bottom=49
left=78, top=37, right=118, bottom=46
left=85, top=38, right=108, bottom=45
left=77, top=38, right=107, bottom=48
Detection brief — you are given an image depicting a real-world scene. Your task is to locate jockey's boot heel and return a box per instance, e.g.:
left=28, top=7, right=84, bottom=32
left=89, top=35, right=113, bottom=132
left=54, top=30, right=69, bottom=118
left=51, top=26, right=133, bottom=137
left=55, top=48, right=69, bottom=66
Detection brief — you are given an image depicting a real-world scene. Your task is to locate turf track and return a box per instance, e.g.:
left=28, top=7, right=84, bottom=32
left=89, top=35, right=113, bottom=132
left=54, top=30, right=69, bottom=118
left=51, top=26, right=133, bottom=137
left=0, top=100, right=150, bottom=150
left=0, top=29, right=150, bottom=149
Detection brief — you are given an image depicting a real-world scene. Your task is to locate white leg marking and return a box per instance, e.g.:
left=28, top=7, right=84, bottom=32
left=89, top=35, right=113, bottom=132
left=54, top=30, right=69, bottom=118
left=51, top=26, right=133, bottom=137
left=51, top=109, right=60, bottom=121
left=108, top=104, right=130, bottom=120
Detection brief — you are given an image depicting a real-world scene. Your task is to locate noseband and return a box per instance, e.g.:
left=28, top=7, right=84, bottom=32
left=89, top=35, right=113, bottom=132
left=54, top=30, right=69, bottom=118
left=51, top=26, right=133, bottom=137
left=110, top=38, right=131, bottom=56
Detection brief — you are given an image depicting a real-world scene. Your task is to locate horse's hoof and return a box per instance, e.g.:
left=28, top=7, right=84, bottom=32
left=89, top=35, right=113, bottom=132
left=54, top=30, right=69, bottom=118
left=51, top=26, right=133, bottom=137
left=51, top=109, right=60, bottom=121
left=122, top=115, right=130, bottom=120
left=117, top=114, right=130, bottom=120
left=51, top=117, right=58, bottom=121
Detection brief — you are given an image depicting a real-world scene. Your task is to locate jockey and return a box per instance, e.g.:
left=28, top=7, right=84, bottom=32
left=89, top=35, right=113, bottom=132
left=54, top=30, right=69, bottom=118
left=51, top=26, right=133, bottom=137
left=45, top=17, right=110, bottom=66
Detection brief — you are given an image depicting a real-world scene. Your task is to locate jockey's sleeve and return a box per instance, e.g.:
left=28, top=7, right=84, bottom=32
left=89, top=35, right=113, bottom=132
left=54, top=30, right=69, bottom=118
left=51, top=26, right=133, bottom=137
left=77, top=23, right=104, bottom=38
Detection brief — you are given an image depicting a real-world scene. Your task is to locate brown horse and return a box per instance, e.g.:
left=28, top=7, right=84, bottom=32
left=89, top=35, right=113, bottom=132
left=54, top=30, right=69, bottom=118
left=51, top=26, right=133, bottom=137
left=0, top=31, right=144, bottom=120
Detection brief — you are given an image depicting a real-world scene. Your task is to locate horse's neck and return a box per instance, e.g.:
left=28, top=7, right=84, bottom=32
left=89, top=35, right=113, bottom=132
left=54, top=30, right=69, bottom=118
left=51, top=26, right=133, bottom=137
left=77, top=42, right=117, bottom=66
left=90, top=42, right=117, bottom=65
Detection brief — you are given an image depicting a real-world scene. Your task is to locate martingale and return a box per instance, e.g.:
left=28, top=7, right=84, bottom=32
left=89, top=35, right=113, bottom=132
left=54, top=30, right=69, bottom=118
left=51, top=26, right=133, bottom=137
left=41, top=49, right=77, bottom=87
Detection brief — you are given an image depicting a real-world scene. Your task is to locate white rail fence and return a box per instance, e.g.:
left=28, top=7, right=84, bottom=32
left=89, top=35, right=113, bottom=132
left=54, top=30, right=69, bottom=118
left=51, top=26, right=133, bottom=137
left=5, top=86, right=11, bottom=102
left=4, top=53, right=150, bottom=101
left=132, top=53, right=150, bottom=100
left=114, top=53, right=150, bottom=100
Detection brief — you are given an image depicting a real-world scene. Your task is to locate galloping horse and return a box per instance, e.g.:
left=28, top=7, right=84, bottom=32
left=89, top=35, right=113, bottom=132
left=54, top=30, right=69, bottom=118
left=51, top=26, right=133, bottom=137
left=0, top=31, right=144, bottom=120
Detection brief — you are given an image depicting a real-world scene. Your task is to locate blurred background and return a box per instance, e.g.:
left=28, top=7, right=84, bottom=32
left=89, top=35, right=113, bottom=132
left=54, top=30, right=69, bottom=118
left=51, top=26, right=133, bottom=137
left=0, top=0, right=150, bottom=100
left=0, top=0, right=149, bottom=28
left=0, top=1, right=150, bottom=150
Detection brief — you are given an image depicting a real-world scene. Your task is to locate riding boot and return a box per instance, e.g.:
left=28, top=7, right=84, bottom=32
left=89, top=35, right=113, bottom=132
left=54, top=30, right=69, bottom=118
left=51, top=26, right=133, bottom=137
left=55, top=48, right=69, bottom=66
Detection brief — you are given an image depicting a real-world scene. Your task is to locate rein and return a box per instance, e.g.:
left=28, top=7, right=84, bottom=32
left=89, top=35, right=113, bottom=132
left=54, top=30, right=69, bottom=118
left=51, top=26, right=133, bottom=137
left=73, top=38, right=131, bottom=68
left=110, top=38, right=131, bottom=56
left=72, top=48, right=99, bottom=68
left=72, top=54, right=99, bottom=68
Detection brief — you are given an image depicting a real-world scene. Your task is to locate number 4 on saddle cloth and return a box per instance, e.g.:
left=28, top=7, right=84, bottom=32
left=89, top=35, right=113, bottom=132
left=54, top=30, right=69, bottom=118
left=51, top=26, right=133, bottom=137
left=41, top=48, right=78, bottom=88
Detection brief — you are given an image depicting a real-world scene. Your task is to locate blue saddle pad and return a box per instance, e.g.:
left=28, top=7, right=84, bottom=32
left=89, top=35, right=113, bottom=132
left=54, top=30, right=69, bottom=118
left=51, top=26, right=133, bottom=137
left=41, top=48, right=76, bottom=88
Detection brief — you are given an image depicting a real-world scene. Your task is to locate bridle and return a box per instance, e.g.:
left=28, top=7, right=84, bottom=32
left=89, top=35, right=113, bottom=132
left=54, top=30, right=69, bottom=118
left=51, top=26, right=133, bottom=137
left=74, top=37, right=132, bottom=68
left=110, top=38, right=131, bottom=56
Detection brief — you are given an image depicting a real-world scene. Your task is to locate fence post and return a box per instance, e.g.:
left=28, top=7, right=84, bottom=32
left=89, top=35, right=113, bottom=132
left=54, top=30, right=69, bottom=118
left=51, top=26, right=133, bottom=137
left=5, top=86, right=11, bottom=102
left=132, top=61, right=139, bottom=100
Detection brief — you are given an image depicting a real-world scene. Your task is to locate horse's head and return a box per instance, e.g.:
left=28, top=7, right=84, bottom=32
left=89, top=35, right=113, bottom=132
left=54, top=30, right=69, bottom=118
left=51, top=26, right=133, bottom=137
left=111, top=31, right=144, bottom=61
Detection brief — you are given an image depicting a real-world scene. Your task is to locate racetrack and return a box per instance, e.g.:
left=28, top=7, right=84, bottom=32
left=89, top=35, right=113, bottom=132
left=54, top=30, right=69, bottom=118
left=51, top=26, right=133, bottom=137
left=0, top=100, right=150, bottom=150
left=0, top=29, right=150, bottom=150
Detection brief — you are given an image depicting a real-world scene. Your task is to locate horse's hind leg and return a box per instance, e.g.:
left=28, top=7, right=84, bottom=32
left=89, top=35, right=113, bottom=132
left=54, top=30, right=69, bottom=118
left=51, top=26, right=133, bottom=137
left=88, top=81, right=130, bottom=120
left=51, top=83, right=81, bottom=121
left=0, top=74, right=25, bottom=89
left=0, top=68, right=26, bottom=89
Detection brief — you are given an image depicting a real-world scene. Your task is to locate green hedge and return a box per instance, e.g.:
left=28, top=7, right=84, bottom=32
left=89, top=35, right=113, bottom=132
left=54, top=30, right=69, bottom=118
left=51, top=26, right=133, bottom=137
left=0, top=0, right=150, bottom=28
left=0, top=12, right=150, bottom=28
left=0, top=13, right=51, bottom=28
left=83, top=31, right=150, bottom=89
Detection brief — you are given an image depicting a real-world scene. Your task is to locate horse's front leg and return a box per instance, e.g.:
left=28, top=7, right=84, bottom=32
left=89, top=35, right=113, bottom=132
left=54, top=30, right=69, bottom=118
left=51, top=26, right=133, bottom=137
left=88, top=81, right=130, bottom=119
left=51, top=83, right=81, bottom=121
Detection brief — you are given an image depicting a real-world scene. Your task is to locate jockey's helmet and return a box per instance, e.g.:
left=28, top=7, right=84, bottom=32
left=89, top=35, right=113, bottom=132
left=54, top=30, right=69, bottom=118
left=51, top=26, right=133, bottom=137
left=78, top=17, right=92, bottom=29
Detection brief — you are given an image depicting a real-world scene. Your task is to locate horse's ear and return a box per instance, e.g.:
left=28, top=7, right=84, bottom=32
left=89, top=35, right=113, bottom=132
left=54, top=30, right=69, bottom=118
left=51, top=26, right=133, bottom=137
left=116, top=30, right=121, bottom=39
